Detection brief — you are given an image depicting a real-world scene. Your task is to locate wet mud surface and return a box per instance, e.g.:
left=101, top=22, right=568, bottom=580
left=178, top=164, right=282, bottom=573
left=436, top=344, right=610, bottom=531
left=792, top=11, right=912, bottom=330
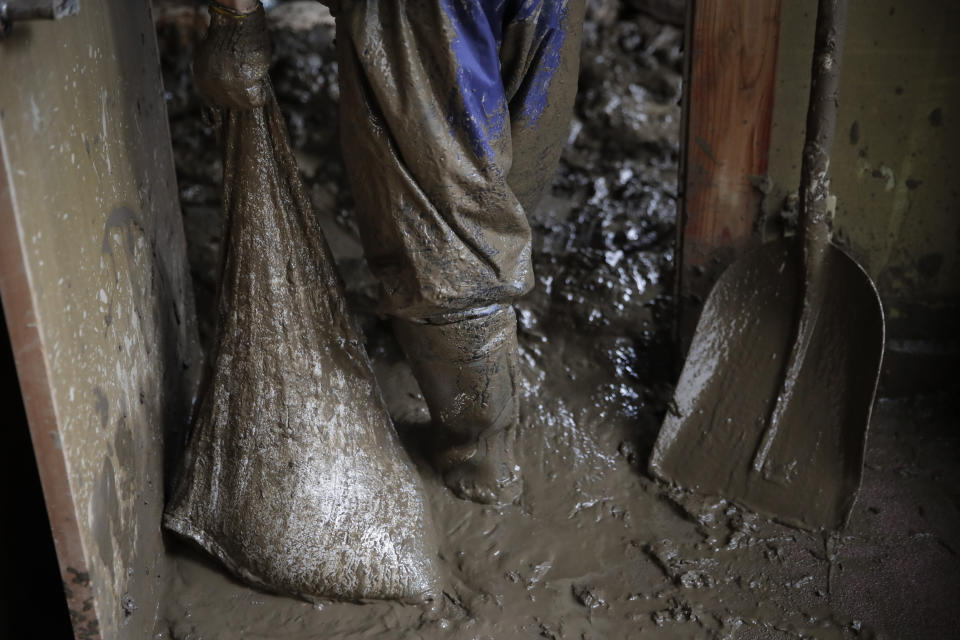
left=153, top=2, right=960, bottom=638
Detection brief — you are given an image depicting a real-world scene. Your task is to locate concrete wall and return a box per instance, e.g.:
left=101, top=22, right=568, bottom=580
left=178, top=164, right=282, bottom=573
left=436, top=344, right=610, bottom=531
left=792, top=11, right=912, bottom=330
left=765, top=0, right=960, bottom=348
left=0, top=1, right=201, bottom=637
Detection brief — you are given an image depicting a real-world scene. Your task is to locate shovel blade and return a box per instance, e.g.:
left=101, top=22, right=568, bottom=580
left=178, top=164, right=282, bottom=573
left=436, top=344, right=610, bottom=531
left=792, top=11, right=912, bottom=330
left=650, top=239, right=884, bottom=530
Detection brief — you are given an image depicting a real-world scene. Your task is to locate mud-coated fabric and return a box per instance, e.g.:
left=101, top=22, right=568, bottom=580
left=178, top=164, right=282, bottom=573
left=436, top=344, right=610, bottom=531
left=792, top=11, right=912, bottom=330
left=194, top=3, right=271, bottom=110
left=166, top=6, right=440, bottom=603
left=337, top=0, right=585, bottom=317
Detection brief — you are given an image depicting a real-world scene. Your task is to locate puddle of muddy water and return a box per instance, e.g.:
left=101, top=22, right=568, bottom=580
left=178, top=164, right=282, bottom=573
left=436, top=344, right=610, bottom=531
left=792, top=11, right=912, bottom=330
left=153, top=2, right=960, bottom=638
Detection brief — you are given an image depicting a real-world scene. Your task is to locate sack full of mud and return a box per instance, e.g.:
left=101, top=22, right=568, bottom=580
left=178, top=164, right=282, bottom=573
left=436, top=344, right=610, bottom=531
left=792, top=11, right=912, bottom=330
left=164, top=76, right=439, bottom=603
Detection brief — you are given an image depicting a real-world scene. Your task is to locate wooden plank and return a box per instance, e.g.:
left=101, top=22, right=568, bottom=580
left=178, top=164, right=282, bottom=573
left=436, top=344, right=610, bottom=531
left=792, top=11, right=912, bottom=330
left=0, top=134, right=101, bottom=638
left=677, top=0, right=782, bottom=351
left=0, top=2, right=201, bottom=637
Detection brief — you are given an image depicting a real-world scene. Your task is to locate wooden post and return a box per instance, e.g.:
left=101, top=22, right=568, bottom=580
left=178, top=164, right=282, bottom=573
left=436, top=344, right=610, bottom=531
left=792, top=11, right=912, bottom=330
left=677, top=0, right=782, bottom=353
left=0, top=2, right=201, bottom=637
left=0, top=151, right=100, bottom=636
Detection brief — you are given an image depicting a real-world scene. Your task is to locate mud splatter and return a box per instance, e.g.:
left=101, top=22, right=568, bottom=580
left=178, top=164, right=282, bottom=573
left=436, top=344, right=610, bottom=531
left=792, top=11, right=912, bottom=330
left=91, top=457, right=119, bottom=582
left=92, top=386, right=108, bottom=430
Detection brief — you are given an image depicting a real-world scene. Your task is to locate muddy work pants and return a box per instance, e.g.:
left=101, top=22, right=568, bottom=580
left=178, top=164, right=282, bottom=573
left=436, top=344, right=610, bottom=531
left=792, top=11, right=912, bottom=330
left=336, top=0, right=585, bottom=319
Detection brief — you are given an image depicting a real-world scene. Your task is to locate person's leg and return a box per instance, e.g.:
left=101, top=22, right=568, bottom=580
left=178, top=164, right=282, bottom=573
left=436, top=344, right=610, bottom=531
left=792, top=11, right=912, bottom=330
left=336, top=0, right=584, bottom=311
left=501, top=0, right=586, bottom=215
left=336, top=0, right=583, bottom=505
left=336, top=0, right=531, bottom=319
left=406, top=0, right=584, bottom=504
left=393, top=305, right=521, bottom=504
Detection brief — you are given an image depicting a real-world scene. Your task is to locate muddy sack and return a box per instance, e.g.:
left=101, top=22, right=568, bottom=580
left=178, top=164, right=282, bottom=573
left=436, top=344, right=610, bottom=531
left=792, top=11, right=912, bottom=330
left=164, top=5, right=439, bottom=604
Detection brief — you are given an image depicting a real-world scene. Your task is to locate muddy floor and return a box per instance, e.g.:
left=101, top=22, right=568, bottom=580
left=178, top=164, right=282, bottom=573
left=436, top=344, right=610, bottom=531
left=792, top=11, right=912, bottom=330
left=152, top=2, right=960, bottom=638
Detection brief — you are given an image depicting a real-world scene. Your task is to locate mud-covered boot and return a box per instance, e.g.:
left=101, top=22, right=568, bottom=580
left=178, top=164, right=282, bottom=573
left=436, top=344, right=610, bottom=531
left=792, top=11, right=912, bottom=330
left=394, top=305, right=522, bottom=506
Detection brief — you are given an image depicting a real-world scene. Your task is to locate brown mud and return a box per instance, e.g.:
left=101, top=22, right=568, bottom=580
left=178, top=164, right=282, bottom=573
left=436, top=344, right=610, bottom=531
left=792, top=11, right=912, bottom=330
left=153, top=2, right=960, bottom=638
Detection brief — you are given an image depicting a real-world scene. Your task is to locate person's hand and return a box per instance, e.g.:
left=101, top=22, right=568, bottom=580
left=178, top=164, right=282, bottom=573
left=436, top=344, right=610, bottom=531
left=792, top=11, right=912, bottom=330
left=194, top=1, right=271, bottom=110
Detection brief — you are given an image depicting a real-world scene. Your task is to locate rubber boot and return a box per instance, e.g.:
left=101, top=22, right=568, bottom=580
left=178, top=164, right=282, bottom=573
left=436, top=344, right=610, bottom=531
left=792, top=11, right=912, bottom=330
left=394, top=305, right=522, bottom=505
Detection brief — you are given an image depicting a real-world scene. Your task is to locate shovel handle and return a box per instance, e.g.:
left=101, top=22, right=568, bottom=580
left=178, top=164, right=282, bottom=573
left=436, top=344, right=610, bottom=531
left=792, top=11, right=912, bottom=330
left=752, top=0, right=848, bottom=476
left=799, top=0, right=847, bottom=267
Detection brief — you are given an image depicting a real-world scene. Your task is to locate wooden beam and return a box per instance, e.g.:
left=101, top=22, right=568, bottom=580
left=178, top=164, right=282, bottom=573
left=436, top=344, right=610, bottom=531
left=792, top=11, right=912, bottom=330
left=677, top=0, right=782, bottom=352
left=0, top=2, right=201, bottom=637
left=0, top=123, right=101, bottom=639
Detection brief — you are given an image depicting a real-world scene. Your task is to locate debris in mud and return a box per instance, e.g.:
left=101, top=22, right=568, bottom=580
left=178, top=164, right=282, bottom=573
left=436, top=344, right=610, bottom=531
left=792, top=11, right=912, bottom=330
left=572, top=583, right=607, bottom=609
left=650, top=595, right=697, bottom=626
left=644, top=540, right=718, bottom=589
left=625, top=0, right=687, bottom=27
left=617, top=439, right=641, bottom=467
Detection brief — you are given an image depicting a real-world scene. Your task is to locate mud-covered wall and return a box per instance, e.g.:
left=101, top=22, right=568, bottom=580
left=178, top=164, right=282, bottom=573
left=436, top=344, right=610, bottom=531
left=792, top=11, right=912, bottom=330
left=765, top=1, right=960, bottom=348
left=0, top=1, right=201, bottom=638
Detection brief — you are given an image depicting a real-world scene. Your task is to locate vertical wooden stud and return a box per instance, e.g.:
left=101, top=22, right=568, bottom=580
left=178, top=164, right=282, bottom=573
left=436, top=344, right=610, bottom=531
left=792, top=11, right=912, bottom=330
left=677, top=0, right=782, bottom=352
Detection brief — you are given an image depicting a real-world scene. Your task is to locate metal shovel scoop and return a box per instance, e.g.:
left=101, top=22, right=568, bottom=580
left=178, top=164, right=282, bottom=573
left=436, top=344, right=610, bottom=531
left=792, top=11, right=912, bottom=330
left=649, top=0, right=884, bottom=531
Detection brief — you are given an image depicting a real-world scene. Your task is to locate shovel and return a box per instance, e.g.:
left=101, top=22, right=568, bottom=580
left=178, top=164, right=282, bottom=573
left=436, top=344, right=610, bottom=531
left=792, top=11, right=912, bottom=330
left=649, top=0, right=884, bottom=531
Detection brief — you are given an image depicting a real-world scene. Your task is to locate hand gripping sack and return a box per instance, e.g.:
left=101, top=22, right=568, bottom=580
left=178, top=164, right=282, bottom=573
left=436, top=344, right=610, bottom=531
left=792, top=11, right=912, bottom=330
left=164, top=11, right=439, bottom=602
